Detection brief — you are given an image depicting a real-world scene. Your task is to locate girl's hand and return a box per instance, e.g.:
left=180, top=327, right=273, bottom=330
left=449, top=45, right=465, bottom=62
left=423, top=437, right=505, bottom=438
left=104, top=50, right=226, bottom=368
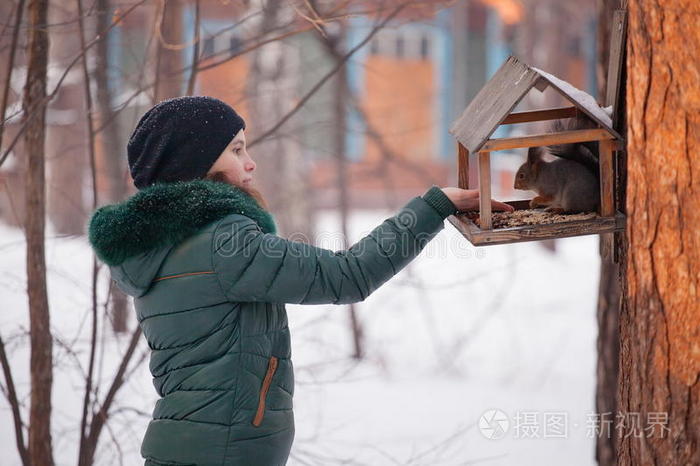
left=441, top=187, right=515, bottom=213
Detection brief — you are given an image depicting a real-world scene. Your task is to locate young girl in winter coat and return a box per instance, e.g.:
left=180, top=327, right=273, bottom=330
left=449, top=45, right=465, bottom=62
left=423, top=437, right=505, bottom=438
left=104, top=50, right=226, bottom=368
left=88, top=96, right=513, bottom=466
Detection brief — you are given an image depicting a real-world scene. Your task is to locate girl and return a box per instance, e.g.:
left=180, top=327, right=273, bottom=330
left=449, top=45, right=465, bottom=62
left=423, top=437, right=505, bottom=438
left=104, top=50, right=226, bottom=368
left=88, top=96, right=513, bottom=466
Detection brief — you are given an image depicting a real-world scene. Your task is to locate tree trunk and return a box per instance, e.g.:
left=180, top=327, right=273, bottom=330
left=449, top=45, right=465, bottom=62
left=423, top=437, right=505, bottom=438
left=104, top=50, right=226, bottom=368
left=154, top=0, right=184, bottom=101
left=95, top=0, right=127, bottom=205
left=94, top=0, right=129, bottom=333
left=596, top=0, right=621, bottom=99
left=618, top=1, right=700, bottom=464
left=22, top=0, right=54, bottom=464
left=595, top=3, right=623, bottom=465
left=45, top=2, right=87, bottom=235
left=245, top=1, right=315, bottom=241
left=596, top=258, right=620, bottom=466
left=327, top=24, right=363, bottom=360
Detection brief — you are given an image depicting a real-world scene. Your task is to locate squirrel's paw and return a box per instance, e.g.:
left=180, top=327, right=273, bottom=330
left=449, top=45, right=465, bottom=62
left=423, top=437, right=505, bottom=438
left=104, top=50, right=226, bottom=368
left=530, top=196, right=552, bottom=209
left=544, top=206, right=566, bottom=214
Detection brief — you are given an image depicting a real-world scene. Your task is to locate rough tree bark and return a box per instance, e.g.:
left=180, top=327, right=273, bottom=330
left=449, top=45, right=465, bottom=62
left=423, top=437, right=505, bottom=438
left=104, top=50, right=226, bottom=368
left=618, top=0, right=700, bottom=464
left=595, top=3, right=624, bottom=465
left=596, top=261, right=620, bottom=466
left=22, top=0, right=54, bottom=464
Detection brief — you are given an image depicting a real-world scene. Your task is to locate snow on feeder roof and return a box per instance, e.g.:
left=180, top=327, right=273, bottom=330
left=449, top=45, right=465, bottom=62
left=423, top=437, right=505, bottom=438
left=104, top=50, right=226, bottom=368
left=449, top=55, right=621, bottom=155
left=446, top=55, right=626, bottom=250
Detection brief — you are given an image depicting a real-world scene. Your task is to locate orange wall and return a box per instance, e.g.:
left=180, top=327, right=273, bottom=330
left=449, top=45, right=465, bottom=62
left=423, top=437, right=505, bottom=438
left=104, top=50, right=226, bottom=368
left=360, top=56, right=435, bottom=164
left=197, top=56, right=250, bottom=121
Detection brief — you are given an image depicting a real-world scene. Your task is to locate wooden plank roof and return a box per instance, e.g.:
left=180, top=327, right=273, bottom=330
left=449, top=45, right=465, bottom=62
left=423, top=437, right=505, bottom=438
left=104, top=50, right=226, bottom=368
left=449, top=55, right=621, bottom=154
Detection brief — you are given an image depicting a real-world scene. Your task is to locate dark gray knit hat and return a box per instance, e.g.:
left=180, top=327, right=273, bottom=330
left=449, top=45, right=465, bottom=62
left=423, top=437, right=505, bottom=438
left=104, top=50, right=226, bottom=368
left=127, top=96, right=245, bottom=189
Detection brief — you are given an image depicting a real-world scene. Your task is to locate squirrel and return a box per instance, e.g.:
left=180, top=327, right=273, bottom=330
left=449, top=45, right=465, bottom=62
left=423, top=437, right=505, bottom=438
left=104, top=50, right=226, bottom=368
left=513, top=115, right=601, bottom=214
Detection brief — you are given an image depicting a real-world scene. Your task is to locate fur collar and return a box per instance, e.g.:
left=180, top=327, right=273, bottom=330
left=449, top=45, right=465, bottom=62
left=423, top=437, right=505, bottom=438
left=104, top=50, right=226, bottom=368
left=88, top=179, right=276, bottom=266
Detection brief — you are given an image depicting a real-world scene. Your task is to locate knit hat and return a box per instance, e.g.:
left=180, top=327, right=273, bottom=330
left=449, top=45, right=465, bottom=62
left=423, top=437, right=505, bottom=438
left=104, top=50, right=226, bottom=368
left=127, top=96, right=245, bottom=189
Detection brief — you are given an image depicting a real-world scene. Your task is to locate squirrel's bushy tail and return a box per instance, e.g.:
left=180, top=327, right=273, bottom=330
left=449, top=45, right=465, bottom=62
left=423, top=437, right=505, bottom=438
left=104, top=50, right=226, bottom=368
left=546, top=115, right=599, bottom=175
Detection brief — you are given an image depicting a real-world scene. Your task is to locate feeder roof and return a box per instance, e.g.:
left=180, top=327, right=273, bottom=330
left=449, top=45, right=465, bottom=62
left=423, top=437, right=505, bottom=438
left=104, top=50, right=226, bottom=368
left=449, top=55, right=621, bottom=154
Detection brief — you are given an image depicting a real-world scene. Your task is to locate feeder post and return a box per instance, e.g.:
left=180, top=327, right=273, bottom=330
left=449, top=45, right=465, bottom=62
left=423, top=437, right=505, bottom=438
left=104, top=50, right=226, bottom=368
left=599, top=138, right=616, bottom=258
left=599, top=138, right=615, bottom=217
left=458, top=143, right=469, bottom=189
left=478, top=151, right=492, bottom=230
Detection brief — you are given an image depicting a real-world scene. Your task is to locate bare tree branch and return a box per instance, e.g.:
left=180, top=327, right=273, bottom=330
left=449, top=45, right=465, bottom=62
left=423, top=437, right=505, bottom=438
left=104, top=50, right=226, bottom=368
left=248, top=3, right=406, bottom=148
left=89, top=2, right=406, bottom=139
left=0, top=0, right=25, bottom=154
left=0, top=0, right=148, bottom=169
left=23, top=0, right=54, bottom=462
left=74, top=0, right=102, bottom=464
left=185, top=0, right=200, bottom=96
left=310, top=0, right=439, bottom=185
left=80, top=326, right=143, bottom=466
left=0, top=333, right=28, bottom=466
left=103, top=419, right=125, bottom=466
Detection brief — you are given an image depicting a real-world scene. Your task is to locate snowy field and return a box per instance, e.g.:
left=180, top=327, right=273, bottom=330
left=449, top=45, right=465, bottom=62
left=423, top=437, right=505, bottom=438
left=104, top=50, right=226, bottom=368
left=0, top=207, right=602, bottom=466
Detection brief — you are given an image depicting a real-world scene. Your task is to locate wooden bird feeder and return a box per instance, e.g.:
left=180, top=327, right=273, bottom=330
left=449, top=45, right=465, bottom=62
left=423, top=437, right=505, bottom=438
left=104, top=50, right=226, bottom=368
left=447, top=55, right=626, bottom=248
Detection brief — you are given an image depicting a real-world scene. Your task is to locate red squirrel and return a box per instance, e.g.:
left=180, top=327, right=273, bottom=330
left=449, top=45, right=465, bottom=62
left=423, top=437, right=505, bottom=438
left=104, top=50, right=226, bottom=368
left=513, top=116, right=601, bottom=214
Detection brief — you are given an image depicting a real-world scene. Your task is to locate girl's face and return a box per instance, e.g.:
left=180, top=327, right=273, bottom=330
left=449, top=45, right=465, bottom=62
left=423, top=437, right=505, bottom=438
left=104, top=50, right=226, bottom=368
left=207, top=129, right=256, bottom=188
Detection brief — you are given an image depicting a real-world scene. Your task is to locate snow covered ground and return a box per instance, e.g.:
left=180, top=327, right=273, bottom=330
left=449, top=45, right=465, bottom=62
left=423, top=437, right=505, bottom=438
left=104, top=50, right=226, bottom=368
left=0, top=207, right=602, bottom=466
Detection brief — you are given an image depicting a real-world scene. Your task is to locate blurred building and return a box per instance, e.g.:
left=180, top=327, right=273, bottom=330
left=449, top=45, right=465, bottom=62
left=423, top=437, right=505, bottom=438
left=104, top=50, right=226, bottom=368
left=0, top=0, right=598, bottom=231
left=150, top=0, right=598, bottom=210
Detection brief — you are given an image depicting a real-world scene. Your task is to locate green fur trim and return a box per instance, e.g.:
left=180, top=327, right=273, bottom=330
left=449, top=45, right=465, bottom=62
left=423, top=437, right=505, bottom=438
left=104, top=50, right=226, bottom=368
left=88, top=179, right=276, bottom=266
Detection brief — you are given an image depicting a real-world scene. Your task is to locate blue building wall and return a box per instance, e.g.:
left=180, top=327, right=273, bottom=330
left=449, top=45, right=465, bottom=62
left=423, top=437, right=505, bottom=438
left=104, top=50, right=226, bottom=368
left=435, top=8, right=454, bottom=161
left=345, top=16, right=370, bottom=162
left=485, top=9, right=512, bottom=139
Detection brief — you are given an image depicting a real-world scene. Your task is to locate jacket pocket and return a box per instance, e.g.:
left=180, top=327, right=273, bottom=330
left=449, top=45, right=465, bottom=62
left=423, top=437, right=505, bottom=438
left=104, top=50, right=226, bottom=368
left=252, top=356, right=278, bottom=427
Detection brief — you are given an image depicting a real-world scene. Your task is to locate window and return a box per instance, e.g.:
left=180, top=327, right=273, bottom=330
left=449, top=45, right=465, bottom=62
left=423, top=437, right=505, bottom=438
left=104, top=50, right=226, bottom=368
left=370, top=37, right=379, bottom=55
left=229, top=35, right=242, bottom=55
left=202, top=36, right=215, bottom=57
left=396, top=34, right=404, bottom=58
left=420, top=35, right=429, bottom=60
left=567, top=36, right=582, bottom=58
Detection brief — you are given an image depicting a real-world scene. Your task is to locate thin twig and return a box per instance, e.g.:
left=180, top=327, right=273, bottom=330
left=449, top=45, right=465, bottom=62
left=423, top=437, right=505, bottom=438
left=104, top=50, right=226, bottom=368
left=81, top=327, right=143, bottom=466
left=193, top=1, right=355, bottom=73
left=249, top=3, right=406, bottom=148
left=89, top=2, right=399, bottom=136
left=75, top=0, right=101, bottom=463
left=185, top=0, right=200, bottom=96
left=0, top=0, right=25, bottom=154
left=0, top=333, right=28, bottom=466
left=0, top=0, right=148, bottom=169
left=104, top=417, right=125, bottom=466
left=311, top=4, right=437, bottom=185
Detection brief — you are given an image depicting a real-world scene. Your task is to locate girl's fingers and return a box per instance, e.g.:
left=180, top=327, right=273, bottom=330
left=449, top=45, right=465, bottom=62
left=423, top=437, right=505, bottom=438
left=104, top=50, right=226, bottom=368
left=491, top=200, right=515, bottom=212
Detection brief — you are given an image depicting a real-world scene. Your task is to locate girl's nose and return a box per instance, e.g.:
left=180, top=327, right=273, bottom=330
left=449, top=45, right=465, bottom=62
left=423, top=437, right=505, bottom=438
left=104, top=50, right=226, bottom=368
left=246, top=159, right=256, bottom=172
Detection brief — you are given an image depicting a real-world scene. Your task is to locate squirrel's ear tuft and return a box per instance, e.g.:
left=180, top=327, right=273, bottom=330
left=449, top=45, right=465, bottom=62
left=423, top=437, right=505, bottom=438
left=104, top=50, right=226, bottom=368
left=528, top=146, right=545, bottom=177
left=527, top=146, right=544, bottom=164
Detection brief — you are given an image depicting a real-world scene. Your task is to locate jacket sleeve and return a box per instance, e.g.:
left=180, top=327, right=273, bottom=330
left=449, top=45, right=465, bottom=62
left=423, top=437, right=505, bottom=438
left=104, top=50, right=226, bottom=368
left=211, top=186, right=456, bottom=304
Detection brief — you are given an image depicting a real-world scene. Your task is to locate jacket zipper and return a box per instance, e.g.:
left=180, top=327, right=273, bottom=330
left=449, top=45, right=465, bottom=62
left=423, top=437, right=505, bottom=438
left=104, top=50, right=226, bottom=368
left=252, top=356, right=278, bottom=427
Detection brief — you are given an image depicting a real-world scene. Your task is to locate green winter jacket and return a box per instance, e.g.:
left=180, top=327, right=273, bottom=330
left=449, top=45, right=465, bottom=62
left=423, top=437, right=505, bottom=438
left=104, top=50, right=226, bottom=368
left=88, top=179, right=456, bottom=466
